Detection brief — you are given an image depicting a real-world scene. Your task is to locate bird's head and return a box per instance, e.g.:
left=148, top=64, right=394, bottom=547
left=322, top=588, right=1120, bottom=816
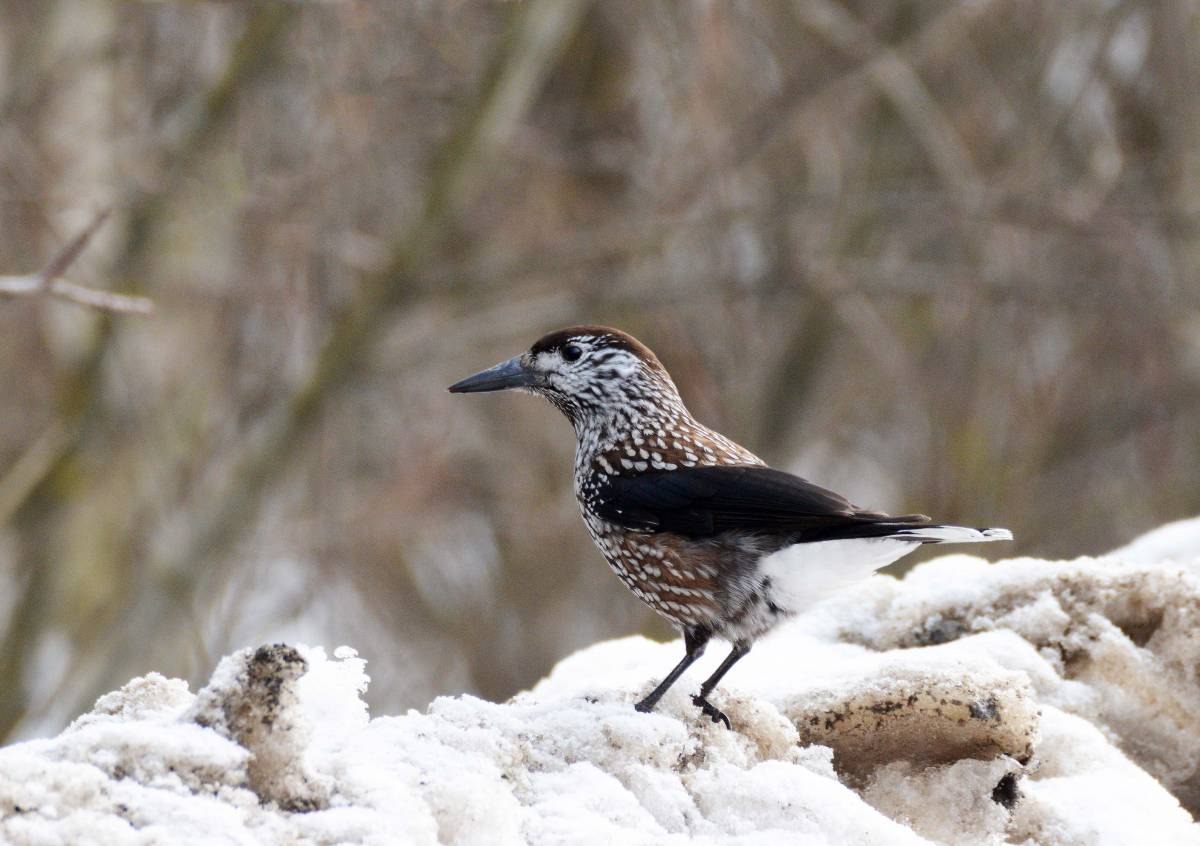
left=448, top=325, right=682, bottom=428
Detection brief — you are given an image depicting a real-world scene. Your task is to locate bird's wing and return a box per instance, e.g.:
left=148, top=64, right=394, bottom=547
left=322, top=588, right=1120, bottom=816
left=593, top=464, right=929, bottom=540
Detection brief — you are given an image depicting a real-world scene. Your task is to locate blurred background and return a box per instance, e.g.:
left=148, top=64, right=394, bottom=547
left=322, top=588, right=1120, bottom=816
left=1, top=0, right=1198, bottom=741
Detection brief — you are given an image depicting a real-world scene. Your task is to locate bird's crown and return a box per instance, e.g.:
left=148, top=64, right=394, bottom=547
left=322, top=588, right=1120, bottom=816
left=526, top=326, right=676, bottom=422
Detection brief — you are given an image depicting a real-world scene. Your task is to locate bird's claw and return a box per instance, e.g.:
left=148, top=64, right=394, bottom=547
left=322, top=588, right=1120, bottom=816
left=692, top=694, right=731, bottom=730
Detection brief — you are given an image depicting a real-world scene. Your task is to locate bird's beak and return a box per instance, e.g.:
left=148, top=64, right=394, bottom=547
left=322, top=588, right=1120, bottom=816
left=448, top=355, right=537, bottom=393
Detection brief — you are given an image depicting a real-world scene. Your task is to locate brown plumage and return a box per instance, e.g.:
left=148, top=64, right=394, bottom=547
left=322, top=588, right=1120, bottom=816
left=450, top=325, right=1012, bottom=728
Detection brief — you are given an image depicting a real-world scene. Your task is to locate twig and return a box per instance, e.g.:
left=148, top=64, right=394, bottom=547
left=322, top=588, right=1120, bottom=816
left=0, top=208, right=154, bottom=315
left=40, top=207, right=111, bottom=287
left=0, top=275, right=154, bottom=315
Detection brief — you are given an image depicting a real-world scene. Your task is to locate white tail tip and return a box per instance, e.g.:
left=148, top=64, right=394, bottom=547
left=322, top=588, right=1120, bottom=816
left=893, top=525, right=1013, bottom=544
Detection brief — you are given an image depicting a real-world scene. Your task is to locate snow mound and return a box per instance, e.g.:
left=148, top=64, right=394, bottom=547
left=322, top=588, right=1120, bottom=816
left=828, top=552, right=1200, bottom=812
left=187, top=644, right=330, bottom=811
left=2, top=526, right=1200, bottom=844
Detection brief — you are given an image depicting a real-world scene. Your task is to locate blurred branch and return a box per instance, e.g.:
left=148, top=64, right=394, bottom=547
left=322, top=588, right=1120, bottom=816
left=0, top=208, right=154, bottom=315
left=789, top=0, right=983, bottom=211
left=667, top=0, right=997, bottom=214
left=61, top=0, right=589, bottom=723
left=0, top=422, right=70, bottom=530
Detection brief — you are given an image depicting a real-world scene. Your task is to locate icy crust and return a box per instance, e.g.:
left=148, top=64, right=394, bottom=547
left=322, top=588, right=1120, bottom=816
left=784, top=663, right=1038, bottom=780
left=1, top=529, right=1200, bottom=844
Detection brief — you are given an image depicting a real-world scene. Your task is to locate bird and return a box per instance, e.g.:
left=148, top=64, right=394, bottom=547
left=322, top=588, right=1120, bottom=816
left=449, top=325, right=1012, bottom=728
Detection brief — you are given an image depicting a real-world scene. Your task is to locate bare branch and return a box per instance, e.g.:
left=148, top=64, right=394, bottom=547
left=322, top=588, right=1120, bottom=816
left=0, top=208, right=154, bottom=315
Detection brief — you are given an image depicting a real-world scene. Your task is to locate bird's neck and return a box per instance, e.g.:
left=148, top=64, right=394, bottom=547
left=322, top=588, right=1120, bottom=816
left=572, top=381, right=691, bottom=473
left=572, top=390, right=765, bottom=483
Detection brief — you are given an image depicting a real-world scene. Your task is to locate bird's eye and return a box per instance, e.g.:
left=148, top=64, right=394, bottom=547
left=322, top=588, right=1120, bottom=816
left=562, top=344, right=583, bottom=362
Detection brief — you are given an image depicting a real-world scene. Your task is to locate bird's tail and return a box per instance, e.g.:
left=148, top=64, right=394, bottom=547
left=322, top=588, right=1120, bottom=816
left=888, top=525, right=1013, bottom=544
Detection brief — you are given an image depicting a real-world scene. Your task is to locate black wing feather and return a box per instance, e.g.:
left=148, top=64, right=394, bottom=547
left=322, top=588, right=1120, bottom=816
left=594, top=465, right=930, bottom=540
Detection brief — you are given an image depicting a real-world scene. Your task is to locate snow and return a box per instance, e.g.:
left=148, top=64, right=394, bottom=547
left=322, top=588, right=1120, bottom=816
left=1110, top=516, right=1200, bottom=569
left=3, top=524, right=1200, bottom=844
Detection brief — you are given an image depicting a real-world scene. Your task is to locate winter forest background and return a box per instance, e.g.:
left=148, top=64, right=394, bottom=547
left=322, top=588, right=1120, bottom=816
left=1, top=0, right=1198, bottom=741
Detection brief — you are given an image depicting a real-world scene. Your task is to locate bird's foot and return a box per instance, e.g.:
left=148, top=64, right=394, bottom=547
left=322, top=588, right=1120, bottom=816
left=692, top=694, right=731, bottom=730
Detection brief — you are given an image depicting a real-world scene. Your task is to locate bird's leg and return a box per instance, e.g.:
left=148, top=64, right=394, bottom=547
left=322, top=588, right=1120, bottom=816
left=691, top=642, right=751, bottom=730
left=634, top=626, right=711, bottom=714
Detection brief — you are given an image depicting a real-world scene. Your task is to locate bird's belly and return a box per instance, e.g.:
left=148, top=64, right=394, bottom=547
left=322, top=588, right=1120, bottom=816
left=578, top=510, right=919, bottom=640
left=580, top=512, right=724, bottom=628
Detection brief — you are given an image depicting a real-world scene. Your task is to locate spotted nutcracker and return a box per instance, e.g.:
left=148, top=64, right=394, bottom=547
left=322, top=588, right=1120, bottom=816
left=449, top=326, right=1011, bottom=728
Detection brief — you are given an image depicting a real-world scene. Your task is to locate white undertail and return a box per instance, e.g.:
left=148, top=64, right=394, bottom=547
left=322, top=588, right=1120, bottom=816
left=891, top=525, right=1013, bottom=543
left=754, top=524, right=1011, bottom=622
